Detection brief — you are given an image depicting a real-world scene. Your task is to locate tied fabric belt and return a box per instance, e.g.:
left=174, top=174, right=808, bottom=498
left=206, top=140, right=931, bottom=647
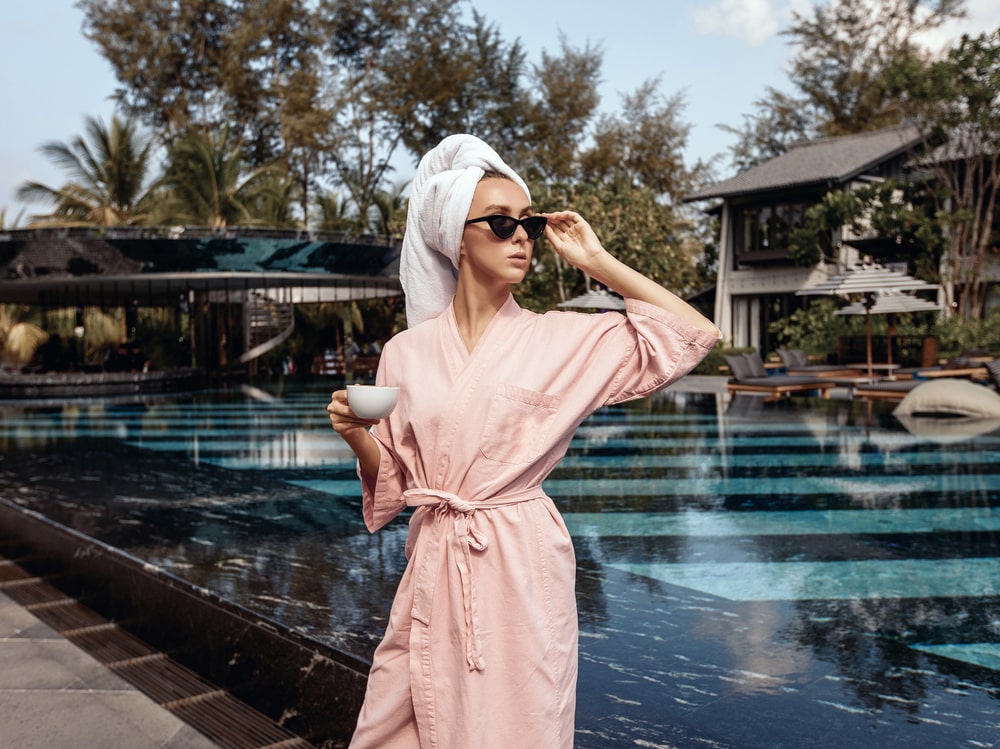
left=403, top=486, right=542, bottom=671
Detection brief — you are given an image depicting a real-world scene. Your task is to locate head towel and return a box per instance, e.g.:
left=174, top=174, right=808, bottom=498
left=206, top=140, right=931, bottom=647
left=400, top=134, right=530, bottom=327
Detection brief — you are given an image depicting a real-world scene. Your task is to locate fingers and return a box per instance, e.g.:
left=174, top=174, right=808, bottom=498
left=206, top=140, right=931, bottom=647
left=540, top=211, right=583, bottom=233
left=327, top=390, right=378, bottom=433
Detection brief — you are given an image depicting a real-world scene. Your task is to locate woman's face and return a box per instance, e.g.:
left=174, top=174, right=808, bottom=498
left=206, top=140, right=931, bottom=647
left=460, top=177, right=536, bottom=286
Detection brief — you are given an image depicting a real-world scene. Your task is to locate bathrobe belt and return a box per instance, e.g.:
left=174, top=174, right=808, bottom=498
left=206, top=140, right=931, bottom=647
left=403, top=486, right=543, bottom=671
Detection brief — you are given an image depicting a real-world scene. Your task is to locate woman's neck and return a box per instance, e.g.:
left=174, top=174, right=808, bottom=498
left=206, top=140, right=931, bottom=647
left=452, top=280, right=510, bottom=354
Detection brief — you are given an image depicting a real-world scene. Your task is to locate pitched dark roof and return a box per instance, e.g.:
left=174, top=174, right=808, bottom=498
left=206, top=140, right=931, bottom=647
left=685, top=126, right=922, bottom=202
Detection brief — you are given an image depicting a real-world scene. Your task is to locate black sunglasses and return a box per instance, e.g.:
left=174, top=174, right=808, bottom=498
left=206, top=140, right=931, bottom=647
left=465, top=214, right=547, bottom=240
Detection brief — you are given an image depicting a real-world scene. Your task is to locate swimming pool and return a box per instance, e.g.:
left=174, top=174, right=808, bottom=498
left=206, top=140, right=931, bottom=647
left=1, top=383, right=998, bottom=748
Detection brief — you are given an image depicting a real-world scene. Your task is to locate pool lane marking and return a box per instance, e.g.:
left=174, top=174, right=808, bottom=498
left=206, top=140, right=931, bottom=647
left=562, top=508, right=1000, bottom=537
left=287, top=482, right=1000, bottom=537
left=543, top=474, right=1000, bottom=497
left=606, top=558, right=1000, bottom=601
left=908, top=643, right=1000, bottom=672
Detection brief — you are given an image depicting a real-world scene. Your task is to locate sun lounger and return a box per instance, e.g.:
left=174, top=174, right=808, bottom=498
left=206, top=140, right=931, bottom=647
left=726, top=376, right=836, bottom=399
left=724, top=353, right=835, bottom=399
left=775, top=347, right=858, bottom=377
left=853, top=380, right=922, bottom=401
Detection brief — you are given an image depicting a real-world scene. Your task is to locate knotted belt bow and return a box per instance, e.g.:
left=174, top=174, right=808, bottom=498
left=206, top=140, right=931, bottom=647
left=403, top=486, right=541, bottom=671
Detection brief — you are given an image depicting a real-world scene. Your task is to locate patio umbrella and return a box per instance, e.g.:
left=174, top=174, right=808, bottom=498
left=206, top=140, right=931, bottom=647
left=557, top=288, right=626, bottom=311
left=836, top=291, right=942, bottom=369
left=797, top=259, right=940, bottom=377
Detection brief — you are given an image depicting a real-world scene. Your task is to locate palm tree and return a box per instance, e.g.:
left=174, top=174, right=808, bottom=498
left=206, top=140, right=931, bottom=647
left=17, top=113, right=157, bottom=226
left=371, top=181, right=409, bottom=238
left=314, top=189, right=357, bottom=233
left=152, top=126, right=285, bottom=228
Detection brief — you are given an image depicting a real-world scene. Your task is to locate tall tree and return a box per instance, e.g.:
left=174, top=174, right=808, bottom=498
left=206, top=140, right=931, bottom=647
left=317, top=0, right=531, bottom=222
left=80, top=0, right=333, bottom=221
left=889, top=28, right=1000, bottom=318
left=517, top=36, right=602, bottom=185
left=726, top=0, right=966, bottom=169
left=222, top=0, right=332, bottom=219
left=79, top=0, right=231, bottom=137
left=581, top=79, right=693, bottom=202
left=17, top=113, right=157, bottom=226
left=522, top=79, right=704, bottom=309
left=386, top=8, right=530, bottom=159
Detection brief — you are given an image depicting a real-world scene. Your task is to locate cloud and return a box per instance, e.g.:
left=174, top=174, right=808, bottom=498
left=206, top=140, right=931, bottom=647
left=913, top=0, right=1000, bottom=53
left=689, top=0, right=809, bottom=48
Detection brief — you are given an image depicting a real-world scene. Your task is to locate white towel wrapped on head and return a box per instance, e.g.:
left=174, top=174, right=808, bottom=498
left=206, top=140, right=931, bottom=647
left=400, top=134, right=530, bottom=327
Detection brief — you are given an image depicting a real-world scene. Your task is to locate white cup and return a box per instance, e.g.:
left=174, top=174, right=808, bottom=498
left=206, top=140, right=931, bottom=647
left=347, top=385, right=400, bottom=419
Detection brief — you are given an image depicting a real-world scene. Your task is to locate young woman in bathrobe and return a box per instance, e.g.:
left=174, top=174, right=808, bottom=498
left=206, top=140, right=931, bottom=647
left=327, top=134, right=720, bottom=748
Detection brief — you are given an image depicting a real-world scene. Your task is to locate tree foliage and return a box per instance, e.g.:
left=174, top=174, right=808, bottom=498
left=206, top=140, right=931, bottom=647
left=888, top=27, right=1000, bottom=318
left=79, top=0, right=232, bottom=136
left=727, top=0, right=966, bottom=170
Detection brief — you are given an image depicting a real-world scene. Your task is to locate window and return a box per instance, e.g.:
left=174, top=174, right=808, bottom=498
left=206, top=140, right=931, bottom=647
left=734, top=201, right=807, bottom=263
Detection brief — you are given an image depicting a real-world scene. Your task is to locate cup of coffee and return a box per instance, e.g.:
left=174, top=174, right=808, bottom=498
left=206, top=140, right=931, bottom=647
left=347, top=385, right=400, bottom=419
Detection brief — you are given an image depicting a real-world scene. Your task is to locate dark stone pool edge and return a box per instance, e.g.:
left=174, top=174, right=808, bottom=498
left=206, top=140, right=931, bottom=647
left=0, top=497, right=368, bottom=747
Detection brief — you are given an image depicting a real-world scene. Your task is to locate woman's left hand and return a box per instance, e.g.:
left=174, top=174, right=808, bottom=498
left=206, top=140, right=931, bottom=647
left=541, top=211, right=608, bottom=273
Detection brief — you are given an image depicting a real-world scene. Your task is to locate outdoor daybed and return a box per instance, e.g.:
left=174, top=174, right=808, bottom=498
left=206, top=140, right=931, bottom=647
left=853, top=380, right=922, bottom=401
left=724, top=353, right=835, bottom=399
left=776, top=347, right=862, bottom=378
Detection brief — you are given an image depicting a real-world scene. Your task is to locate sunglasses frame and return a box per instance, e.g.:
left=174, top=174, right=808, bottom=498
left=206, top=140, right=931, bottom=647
left=465, top=214, right=547, bottom=240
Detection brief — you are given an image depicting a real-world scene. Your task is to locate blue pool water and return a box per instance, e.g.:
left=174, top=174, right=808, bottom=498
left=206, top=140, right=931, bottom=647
left=1, top=383, right=998, bottom=748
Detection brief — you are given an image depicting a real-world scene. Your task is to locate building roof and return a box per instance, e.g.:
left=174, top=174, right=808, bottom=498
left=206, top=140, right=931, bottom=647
left=0, top=226, right=402, bottom=306
left=685, top=125, right=922, bottom=202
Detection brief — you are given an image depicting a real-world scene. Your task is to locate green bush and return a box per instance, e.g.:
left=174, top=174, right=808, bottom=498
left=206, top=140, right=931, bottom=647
left=932, top=306, right=1000, bottom=358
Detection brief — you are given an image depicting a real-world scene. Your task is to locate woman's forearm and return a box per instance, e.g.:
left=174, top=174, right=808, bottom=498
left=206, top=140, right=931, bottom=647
left=584, top=251, right=720, bottom=337
left=344, top=428, right=382, bottom=478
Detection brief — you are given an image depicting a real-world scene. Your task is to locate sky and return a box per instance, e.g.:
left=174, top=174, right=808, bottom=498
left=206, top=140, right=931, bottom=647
left=2, top=0, right=999, bottom=224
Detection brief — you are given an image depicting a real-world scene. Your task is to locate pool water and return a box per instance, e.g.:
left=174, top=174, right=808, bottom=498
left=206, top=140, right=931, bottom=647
left=1, top=383, right=998, bottom=748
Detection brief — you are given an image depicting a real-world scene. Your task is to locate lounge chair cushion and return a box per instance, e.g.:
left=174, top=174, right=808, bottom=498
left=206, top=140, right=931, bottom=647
left=743, top=352, right=768, bottom=378
left=723, top=354, right=753, bottom=381
left=893, top=379, right=1000, bottom=418
left=777, top=348, right=810, bottom=368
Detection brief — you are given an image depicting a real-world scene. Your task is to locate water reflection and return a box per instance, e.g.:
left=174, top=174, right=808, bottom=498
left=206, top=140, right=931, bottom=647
left=1, top=385, right=999, bottom=748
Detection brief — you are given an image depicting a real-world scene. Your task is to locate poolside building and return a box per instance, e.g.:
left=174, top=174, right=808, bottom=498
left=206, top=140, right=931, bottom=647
left=686, top=125, right=1000, bottom=357
left=0, top=226, right=400, bottom=379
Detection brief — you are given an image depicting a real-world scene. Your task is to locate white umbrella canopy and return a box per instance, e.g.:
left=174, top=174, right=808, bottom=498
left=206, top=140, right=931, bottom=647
left=557, top=288, right=626, bottom=311
left=797, top=259, right=942, bottom=376
left=836, top=291, right=942, bottom=369
left=835, top=291, right=942, bottom=316
left=796, top=261, right=939, bottom=297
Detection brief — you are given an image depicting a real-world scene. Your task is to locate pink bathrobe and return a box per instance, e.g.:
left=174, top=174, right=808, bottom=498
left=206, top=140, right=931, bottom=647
left=350, top=295, right=717, bottom=748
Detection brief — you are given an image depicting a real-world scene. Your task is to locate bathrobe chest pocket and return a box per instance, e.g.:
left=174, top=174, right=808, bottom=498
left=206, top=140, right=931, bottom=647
left=480, top=383, right=560, bottom=464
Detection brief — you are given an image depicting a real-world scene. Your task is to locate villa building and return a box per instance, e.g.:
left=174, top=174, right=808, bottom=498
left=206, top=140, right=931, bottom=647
left=685, top=125, right=965, bottom=356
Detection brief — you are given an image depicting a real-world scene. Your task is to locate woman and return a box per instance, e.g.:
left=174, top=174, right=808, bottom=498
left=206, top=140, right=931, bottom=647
left=327, top=134, right=719, bottom=748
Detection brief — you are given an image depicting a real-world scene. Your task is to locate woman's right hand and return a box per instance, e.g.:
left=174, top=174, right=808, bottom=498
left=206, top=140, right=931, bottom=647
left=326, top=389, right=379, bottom=437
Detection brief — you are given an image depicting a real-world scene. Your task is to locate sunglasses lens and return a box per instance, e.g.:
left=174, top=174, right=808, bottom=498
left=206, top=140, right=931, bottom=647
left=523, top=216, right=547, bottom=239
left=486, top=216, right=517, bottom=239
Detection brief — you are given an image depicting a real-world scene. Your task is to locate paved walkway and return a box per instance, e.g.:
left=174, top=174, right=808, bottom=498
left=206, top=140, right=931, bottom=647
left=0, top=589, right=223, bottom=749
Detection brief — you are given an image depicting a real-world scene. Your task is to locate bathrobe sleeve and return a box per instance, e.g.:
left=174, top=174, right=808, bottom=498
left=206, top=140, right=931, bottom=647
left=356, top=340, right=410, bottom=532
left=601, top=297, right=718, bottom=405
